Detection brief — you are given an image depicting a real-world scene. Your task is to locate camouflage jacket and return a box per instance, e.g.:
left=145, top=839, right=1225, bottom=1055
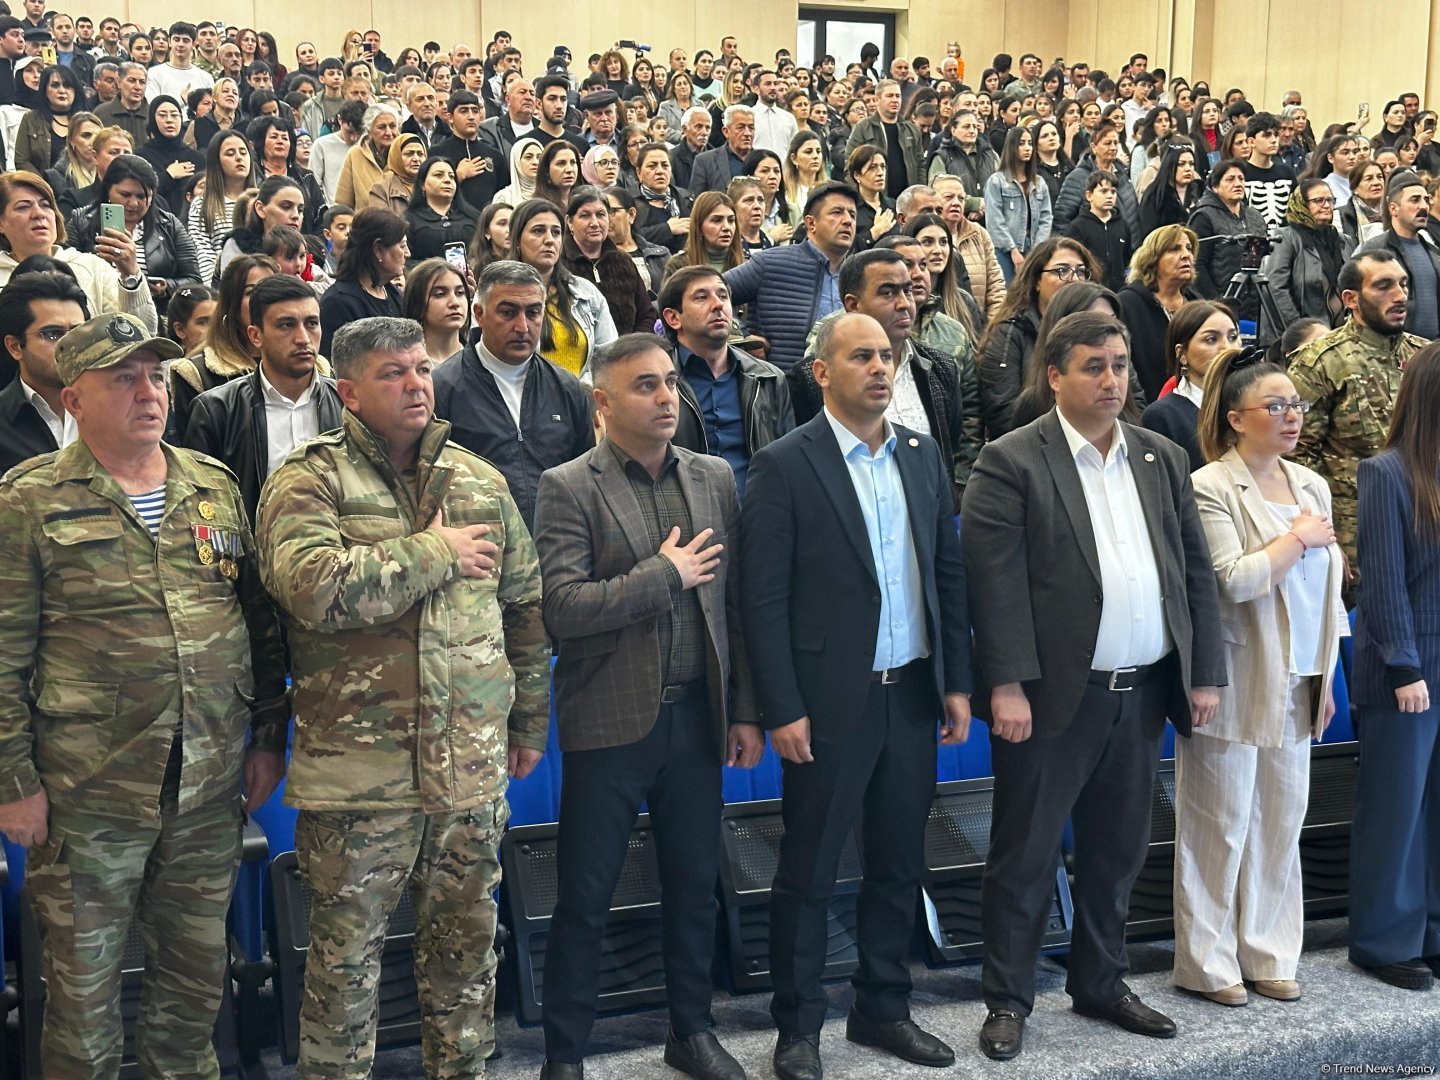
left=1287, top=318, right=1425, bottom=505
left=257, top=410, right=549, bottom=813
left=0, top=441, right=289, bottom=819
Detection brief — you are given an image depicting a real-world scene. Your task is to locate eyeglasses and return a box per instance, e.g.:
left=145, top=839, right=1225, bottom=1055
left=1307, top=196, right=1336, bottom=206
left=1237, top=400, right=1312, bottom=416
left=1041, top=265, right=1091, bottom=282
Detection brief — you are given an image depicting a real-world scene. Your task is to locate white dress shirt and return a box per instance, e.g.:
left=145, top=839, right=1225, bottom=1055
left=885, top=343, right=931, bottom=436
left=751, top=101, right=798, bottom=155
left=1056, top=408, right=1172, bottom=670
left=20, top=377, right=76, bottom=449
left=259, top=366, right=320, bottom=476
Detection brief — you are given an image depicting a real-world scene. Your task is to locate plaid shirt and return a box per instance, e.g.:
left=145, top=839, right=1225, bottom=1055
left=612, top=441, right=707, bottom=685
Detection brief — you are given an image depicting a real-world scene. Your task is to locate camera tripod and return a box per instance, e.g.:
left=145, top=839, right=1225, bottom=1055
left=1222, top=266, right=1287, bottom=347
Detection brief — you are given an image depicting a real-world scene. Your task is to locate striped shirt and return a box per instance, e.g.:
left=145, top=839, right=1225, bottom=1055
left=128, top=484, right=166, bottom=537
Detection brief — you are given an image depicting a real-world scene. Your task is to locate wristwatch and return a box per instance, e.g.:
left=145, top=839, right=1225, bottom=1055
left=120, top=273, right=144, bottom=290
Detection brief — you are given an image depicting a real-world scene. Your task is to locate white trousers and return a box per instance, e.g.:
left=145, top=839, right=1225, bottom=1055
left=1172, top=677, right=1313, bottom=990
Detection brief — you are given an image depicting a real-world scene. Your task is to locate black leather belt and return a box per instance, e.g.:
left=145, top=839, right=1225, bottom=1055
left=660, top=679, right=704, bottom=704
left=1088, top=661, right=1164, bottom=693
left=872, top=658, right=928, bottom=685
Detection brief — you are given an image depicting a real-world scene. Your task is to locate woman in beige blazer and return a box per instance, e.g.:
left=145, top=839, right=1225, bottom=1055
left=1175, top=347, right=1347, bottom=1006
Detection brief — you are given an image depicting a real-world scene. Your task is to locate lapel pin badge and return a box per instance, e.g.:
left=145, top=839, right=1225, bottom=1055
left=908, top=437, right=919, bottom=447
left=1144, top=452, right=1155, bottom=462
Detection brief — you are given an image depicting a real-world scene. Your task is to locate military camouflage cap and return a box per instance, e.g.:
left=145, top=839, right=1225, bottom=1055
left=56, top=313, right=184, bottom=385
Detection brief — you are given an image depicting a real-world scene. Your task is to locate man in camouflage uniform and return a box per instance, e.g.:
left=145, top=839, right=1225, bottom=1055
left=256, top=316, right=550, bottom=1080
left=0, top=312, right=290, bottom=1078
left=1288, top=249, right=1427, bottom=599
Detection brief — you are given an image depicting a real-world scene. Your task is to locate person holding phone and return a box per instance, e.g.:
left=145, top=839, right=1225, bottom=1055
left=68, top=154, right=202, bottom=316
left=404, top=156, right=478, bottom=264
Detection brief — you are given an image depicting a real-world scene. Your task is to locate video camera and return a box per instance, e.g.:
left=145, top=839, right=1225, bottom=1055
left=1214, top=233, right=1273, bottom=273
left=616, top=40, right=652, bottom=53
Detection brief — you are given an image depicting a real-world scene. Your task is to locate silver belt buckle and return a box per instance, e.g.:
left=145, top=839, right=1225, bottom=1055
left=660, top=684, right=684, bottom=703
left=1108, top=667, right=1137, bottom=692
left=877, top=667, right=901, bottom=685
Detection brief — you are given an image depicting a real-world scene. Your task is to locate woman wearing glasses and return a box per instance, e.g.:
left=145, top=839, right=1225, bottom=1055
left=1178, top=347, right=1346, bottom=1007
left=1267, top=179, right=1347, bottom=328
left=976, top=236, right=1098, bottom=439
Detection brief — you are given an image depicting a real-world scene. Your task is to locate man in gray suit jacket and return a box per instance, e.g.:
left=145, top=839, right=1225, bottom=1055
left=689, top=104, right=756, bottom=194
left=961, top=311, right=1224, bottom=1061
left=532, top=334, right=764, bottom=1080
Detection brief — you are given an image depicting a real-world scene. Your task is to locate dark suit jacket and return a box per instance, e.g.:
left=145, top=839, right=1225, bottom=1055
left=1353, top=449, right=1440, bottom=709
left=0, top=378, right=59, bottom=475
left=961, top=410, right=1225, bottom=738
left=534, top=439, right=757, bottom=753
left=739, top=413, right=972, bottom=731
left=690, top=145, right=746, bottom=195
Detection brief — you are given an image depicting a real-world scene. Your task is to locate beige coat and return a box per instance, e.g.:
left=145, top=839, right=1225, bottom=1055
left=1192, top=448, right=1348, bottom=747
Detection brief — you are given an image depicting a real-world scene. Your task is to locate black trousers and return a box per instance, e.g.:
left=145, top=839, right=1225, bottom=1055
left=768, top=662, right=938, bottom=1035
left=981, top=657, right=1172, bottom=1014
left=541, top=692, right=722, bottom=1062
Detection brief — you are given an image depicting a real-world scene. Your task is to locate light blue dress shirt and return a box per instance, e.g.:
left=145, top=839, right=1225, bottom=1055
left=823, top=407, right=930, bottom=671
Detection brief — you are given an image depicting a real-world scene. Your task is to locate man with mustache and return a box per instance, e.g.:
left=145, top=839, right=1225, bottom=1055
left=1288, top=248, right=1427, bottom=597
left=741, top=298, right=973, bottom=1080
left=533, top=333, right=763, bottom=1080
left=183, top=275, right=342, bottom=524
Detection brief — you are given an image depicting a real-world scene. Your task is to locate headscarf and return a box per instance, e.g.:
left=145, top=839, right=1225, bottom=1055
left=581, top=143, right=619, bottom=186
left=1284, top=184, right=1346, bottom=301
left=145, top=95, right=189, bottom=155
left=493, top=137, right=543, bottom=207
left=386, top=132, right=424, bottom=180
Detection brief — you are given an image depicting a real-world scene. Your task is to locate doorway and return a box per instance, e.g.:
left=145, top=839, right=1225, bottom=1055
left=797, top=7, right=896, bottom=72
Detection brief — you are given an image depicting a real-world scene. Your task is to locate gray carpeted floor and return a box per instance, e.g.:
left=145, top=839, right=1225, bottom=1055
left=260, top=919, right=1440, bottom=1079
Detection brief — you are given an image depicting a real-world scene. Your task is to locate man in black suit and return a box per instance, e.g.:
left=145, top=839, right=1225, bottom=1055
left=741, top=303, right=973, bottom=1080
left=0, top=271, right=89, bottom=473
left=961, top=311, right=1224, bottom=1061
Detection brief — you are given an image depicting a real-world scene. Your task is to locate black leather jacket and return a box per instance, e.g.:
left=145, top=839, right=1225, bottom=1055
left=181, top=368, right=345, bottom=523
left=671, top=344, right=795, bottom=467
left=66, top=205, right=203, bottom=311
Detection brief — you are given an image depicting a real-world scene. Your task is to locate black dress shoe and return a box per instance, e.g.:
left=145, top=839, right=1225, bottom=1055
left=845, top=1009, right=954, bottom=1067
left=773, top=1033, right=822, bottom=1080
left=539, top=1061, right=584, bottom=1080
left=978, top=1009, right=1025, bottom=1061
left=1357, top=958, right=1435, bottom=990
left=1073, top=993, right=1177, bottom=1038
left=664, top=1028, right=746, bottom=1080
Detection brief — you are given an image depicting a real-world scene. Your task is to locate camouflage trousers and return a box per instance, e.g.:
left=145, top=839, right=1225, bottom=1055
left=294, top=797, right=509, bottom=1080
left=26, top=791, right=242, bottom=1079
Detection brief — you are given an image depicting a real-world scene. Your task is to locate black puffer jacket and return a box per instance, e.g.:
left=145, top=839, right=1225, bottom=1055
left=1188, top=189, right=1268, bottom=300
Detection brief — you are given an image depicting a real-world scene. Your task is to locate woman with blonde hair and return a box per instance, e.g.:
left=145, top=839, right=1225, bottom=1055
left=1178, top=346, right=1345, bottom=1006
left=1118, top=222, right=1201, bottom=400
left=340, top=29, right=365, bottom=65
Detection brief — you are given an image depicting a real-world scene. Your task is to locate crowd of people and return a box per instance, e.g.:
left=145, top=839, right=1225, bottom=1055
left=0, top=8, right=1438, bottom=1080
